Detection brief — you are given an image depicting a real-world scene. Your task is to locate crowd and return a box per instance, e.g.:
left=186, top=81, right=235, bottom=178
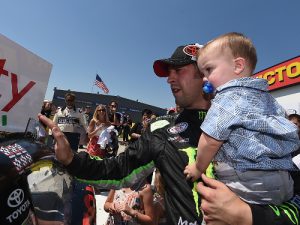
left=41, top=95, right=162, bottom=154
left=38, top=32, right=300, bottom=225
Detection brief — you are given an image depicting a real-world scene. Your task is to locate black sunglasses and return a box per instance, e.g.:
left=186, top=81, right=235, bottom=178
left=97, top=109, right=106, bottom=112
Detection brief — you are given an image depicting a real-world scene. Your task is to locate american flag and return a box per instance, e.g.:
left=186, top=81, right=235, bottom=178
left=94, top=74, right=109, bottom=94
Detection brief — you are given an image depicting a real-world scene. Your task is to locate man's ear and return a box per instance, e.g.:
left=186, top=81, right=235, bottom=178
left=234, top=57, right=245, bottom=75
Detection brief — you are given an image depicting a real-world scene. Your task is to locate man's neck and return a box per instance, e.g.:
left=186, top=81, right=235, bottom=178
left=185, top=101, right=210, bottom=110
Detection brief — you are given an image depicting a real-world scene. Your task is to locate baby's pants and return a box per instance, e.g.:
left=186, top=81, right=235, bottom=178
left=215, top=162, right=294, bottom=205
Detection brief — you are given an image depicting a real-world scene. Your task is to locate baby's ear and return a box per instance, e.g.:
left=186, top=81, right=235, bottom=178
left=234, top=57, right=245, bottom=75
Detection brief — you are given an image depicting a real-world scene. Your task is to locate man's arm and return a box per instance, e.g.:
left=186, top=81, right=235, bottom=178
left=198, top=174, right=300, bottom=225
left=39, top=114, right=155, bottom=189
left=197, top=174, right=252, bottom=225
left=130, top=123, right=142, bottom=139
left=39, top=114, right=74, bottom=165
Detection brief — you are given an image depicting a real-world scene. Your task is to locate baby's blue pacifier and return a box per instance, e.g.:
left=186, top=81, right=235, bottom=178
left=203, top=81, right=214, bottom=94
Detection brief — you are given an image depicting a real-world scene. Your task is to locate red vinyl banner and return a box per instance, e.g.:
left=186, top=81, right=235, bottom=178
left=253, top=56, right=300, bottom=91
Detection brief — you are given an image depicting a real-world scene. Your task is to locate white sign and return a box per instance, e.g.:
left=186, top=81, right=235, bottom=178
left=0, top=34, right=52, bottom=132
left=271, top=85, right=300, bottom=114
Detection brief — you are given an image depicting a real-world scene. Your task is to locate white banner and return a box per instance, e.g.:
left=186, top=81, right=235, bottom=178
left=0, top=34, right=52, bottom=132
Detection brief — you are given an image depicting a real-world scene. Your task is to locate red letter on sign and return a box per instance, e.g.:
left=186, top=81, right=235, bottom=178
left=1, top=73, right=36, bottom=112
left=0, top=59, right=9, bottom=77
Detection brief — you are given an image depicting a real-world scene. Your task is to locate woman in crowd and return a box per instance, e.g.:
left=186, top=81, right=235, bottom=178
left=86, top=105, right=111, bottom=158
left=104, top=180, right=154, bottom=225
left=152, top=169, right=167, bottom=225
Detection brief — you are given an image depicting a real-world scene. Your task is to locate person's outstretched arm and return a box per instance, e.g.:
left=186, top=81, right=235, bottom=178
left=38, top=114, right=155, bottom=189
left=39, top=114, right=74, bottom=165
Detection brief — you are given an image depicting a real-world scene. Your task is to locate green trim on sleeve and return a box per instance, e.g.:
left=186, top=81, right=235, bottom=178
left=75, top=160, right=155, bottom=189
left=180, top=147, right=200, bottom=216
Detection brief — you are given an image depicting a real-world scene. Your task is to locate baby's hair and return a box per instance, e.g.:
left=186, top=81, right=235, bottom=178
left=198, top=32, right=257, bottom=74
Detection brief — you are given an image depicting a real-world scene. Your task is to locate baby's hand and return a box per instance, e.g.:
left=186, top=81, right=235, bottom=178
left=184, top=162, right=201, bottom=181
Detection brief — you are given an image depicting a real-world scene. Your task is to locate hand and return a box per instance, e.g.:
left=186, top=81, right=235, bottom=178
left=184, top=162, right=201, bottom=181
left=38, top=114, right=74, bottom=166
left=97, top=124, right=104, bottom=130
left=114, top=202, right=132, bottom=215
left=107, top=203, right=118, bottom=214
left=197, top=174, right=252, bottom=225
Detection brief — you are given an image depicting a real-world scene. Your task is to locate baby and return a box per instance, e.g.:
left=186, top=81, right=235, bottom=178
left=184, top=32, right=300, bottom=204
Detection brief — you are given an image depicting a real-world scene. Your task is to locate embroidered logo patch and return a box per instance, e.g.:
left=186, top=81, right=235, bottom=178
left=183, top=44, right=203, bottom=61
left=0, top=144, right=33, bottom=174
left=167, top=122, right=188, bottom=134
left=150, top=120, right=170, bottom=132
left=168, top=136, right=189, bottom=143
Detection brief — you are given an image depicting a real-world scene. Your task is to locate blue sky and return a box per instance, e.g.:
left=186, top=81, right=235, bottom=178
left=2, top=0, right=300, bottom=109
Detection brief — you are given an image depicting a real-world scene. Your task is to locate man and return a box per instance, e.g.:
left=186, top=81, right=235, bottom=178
left=52, top=93, right=87, bottom=151
left=122, top=115, right=131, bottom=144
left=82, top=105, right=93, bottom=146
left=84, top=106, right=93, bottom=126
left=289, top=113, right=300, bottom=138
left=129, top=108, right=153, bottom=143
left=42, top=44, right=209, bottom=224
left=288, top=113, right=300, bottom=197
left=108, top=101, right=121, bottom=128
left=40, top=44, right=299, bottom=225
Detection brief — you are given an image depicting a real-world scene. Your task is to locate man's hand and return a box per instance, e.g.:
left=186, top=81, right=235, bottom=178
left=197, top=174, right=252, bottom=225
left=38, top=114, right=74, bottom=166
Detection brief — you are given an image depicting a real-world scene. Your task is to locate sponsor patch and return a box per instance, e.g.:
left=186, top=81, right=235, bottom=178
left=167, top=122, right=188, bottom=134
left=183, top=44, right=203, bottom=61
left=168, top=136, right=189, bottom=143
left=150, top=120, right=170, bottom=132
left=7, top=189, right=24, bottom=208
left=0, top=144, right=33, bottom=174
left=183, top=45, right=198, bottom=57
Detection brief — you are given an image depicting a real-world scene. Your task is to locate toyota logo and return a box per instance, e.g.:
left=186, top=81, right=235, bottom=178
left=7, top=189, right=24, bottom=207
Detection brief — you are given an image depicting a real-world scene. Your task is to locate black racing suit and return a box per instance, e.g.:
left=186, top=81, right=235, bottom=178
left=67, top=109, right=206, bottom=224
left=65, top=109, right=300, bottom=225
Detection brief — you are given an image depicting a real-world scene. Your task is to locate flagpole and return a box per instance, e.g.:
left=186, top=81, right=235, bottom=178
left=91, top=71, right=97, bottom=93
